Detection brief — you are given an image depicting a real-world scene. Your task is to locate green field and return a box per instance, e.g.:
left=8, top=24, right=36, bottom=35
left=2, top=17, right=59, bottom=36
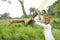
left=0, top=18, right=60, bottom=40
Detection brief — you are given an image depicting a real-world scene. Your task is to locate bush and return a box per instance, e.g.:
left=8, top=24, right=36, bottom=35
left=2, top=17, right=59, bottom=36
left=0, top=23, right=44, bottom=40
left=52, top=29, right=60, bottom=40
left=51, top=19, right=60, bottom=29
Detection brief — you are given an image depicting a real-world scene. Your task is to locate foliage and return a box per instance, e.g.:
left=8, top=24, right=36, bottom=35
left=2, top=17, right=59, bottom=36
left=0, top=12, right=12, bottom=19
left=0, top=19, right=44, bottom=40
left=52, top=29, right=60, bottom=40
left=2, top=0, right=11, bottom=4
left=2, top=0, right=7, bottom=1
left=50, top=18, right=60, bottom=29
left=29, top=7, right=36, bottom=16
left=47, top=0, right=60, bottom=17
left=0, top=17, right=60, bottom=40
left=0, top=18, right=59, bottom=40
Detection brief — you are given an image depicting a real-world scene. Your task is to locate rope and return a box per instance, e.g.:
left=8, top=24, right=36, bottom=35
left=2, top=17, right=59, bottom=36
left=38, top=0, right=48, bottom=11
left=36, top=0, right=48, bottom=20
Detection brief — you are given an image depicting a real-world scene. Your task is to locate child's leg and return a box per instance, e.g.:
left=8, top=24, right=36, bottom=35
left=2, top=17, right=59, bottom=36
left=9, top=19, right=25, bottom=24
left=25, top=18, right=35, bottom=24
left=9, top=16, right=35, bottom=24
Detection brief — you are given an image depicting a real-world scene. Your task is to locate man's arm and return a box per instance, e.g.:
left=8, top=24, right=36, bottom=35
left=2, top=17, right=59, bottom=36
left=35, top=21, right=45, bottom=27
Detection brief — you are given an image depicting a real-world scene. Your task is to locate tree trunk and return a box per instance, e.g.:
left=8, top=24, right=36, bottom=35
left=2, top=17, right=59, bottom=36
left=20, top=1, right=28, bottom=17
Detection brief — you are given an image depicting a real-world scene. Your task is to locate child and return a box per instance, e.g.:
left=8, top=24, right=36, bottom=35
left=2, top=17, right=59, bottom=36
left=34, top=9, right=46, bottom=22
left=35, top=17, right=55, bottom=40
left=9, top=9, right=46, bottom=24
left=25, top=9, right=46, bottom=24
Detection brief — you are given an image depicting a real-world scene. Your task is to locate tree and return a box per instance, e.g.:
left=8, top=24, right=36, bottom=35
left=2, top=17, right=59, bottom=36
left=29, top=7, right=35, bottom=16
left=47, top=0, right=60, bottom=18
left=7, top=1, right=11, bottom=4
left=1, top=12, right=11, bottom=19
left=2, top=0, right=11, bottom=4
left=0, top=14, right=1, bottom=17
left=2, top=0, right=7, bottom=1
left=18, top=0, right=27, bottom=17
left=47, top=6, right=55, bottom=16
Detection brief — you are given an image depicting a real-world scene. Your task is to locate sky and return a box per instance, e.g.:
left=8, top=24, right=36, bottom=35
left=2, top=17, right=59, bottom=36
left=0, top=0, right=56, bottom=18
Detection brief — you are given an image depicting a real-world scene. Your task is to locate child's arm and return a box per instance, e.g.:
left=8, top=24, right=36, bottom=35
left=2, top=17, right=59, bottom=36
left=35, top=9, right=41, bottom=20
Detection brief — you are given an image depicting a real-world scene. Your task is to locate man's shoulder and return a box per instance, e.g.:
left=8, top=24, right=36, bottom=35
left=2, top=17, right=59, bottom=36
left=47, top=24, right=51, bottom=28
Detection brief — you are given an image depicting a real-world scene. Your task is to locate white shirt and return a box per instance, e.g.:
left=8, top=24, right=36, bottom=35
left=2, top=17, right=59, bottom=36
left=34, top=15, right=44, bottom=22
left=35, top=21, right=55, bottom=40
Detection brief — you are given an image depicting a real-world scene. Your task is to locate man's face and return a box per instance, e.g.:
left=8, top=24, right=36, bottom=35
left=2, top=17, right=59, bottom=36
left=45, top=21, right=49, bottom=24
left=40, top=10, right=45, bottom=15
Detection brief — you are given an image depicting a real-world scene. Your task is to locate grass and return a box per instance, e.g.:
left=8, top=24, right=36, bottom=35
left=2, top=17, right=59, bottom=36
left=52, top=29, right=60, bottom=40
left=0, top=18, right=60, bottom=40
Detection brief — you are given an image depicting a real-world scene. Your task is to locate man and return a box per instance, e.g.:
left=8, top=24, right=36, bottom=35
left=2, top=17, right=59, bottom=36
left=35, top=17, right=55, bottom=40
left=9, top=9, right=46, bottom=24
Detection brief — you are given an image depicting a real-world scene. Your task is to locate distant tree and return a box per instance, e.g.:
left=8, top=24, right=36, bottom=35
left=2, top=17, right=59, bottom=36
left=2, top=0, right=7, bottom=1
left=7, top=1, right=11, bottom=4
left=2, top=0, right=11, bottom=4
left=29, top=7, right=35, bottom=16
left=1, top=12, right=11, bottom=19
left=0, top=14, right=1, bottom=17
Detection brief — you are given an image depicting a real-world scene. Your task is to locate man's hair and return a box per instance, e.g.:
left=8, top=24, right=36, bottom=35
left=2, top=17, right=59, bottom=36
left=42, top=9, right=46, bottom=13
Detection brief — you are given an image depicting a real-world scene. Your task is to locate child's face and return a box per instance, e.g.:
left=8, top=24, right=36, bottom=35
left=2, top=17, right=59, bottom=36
left=40, top=10, right=45, bottom=15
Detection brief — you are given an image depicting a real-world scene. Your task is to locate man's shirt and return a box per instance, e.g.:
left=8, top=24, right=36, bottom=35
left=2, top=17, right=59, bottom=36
left=35, top=21, right=55, bottom=40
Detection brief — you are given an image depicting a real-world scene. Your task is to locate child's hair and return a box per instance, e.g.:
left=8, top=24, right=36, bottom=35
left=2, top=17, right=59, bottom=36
left=42, top=9, right=46, bottom=14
